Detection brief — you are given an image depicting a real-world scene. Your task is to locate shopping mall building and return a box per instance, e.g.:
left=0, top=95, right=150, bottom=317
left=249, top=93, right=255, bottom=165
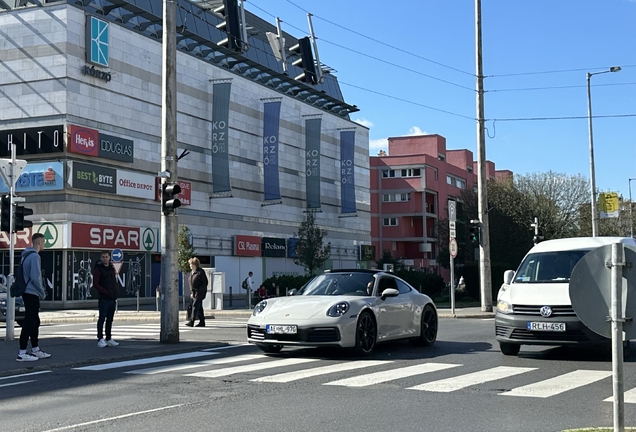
left=0, top=0, right=370, bottom=307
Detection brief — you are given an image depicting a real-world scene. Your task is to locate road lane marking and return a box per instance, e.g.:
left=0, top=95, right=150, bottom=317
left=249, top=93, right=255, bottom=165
left=0, top=370, right=51, bottom=380
left=253, top=360, right=392, bottom=383
left=605, top=387, right=636, bottom=403
left=200, top=343, right=249, bottom=352
left=501, top=370, right=612, bottom=398
left=73, top=351, right=216, bottom=371
left=40, top=403, right=186, bottom=432
left=407, top=366, right=536, bottom=392
left=186, top=358, right=318, bottom=378
left=0, top=380, right=35, bottom=388
left=324, top=363, right=461, bottom=387
left=126, top=354, right=264, bottom=375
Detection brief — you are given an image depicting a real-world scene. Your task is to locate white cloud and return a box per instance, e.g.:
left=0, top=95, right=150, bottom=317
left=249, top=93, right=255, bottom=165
left=368, top=125, right=428, bottom=155
left=353, top=118, right=374, bottom=128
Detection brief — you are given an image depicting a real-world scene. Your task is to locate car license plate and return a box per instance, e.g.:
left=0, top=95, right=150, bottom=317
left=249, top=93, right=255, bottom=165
left=18, top=307, right=25, bottom=312
left=266, top=324, right=297, bottom=334
left=527, top=322, right=565, bottom=332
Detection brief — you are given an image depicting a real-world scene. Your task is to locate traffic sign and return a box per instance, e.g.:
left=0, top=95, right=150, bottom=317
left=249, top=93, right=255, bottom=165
left=449, top=238, right=458, bottom=259
left=113, top=261, right=123, bottom=274
left=449, top=221, right=456, bottom=230
left=449, top=229, right=456, bottom=239
left=448, top=200, right=456, bottom=222
left=570, top=244, right=636, bottom=339
left=111, top=248, right=123, bottom=263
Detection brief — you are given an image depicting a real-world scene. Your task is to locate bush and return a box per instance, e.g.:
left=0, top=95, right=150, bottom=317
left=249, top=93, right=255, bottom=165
left=261, top=275, right=313, bottom=297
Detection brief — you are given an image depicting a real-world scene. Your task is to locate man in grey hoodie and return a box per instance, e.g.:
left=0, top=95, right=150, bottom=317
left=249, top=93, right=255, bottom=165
left=17, top=233, right=51, bottom=362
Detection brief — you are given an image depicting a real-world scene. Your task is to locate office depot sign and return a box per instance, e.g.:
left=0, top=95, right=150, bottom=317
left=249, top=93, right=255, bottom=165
left=234, top=235, right=261, bottom=257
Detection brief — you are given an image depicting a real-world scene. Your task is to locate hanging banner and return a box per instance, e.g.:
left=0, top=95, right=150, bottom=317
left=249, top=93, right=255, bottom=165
left=211, top=81, right=232, bottom=194
left=263, top=100, right=282, bottom=201
left=340, top=130, right=356, bottom=214
left=600, top=192, right=619, bottom=219
left=305, top=117, right=322, bottom=209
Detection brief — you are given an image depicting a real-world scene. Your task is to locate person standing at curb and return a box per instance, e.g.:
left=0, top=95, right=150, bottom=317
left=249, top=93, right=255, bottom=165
left=93, top=251, right=119, bottom=348
left=17, top=233, right=51, bottom=362
left=186, top=257, right=208, bottom=327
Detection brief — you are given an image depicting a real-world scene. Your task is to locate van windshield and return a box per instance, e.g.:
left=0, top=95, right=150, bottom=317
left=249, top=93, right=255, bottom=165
left=514, top=250, right=591, bottom=283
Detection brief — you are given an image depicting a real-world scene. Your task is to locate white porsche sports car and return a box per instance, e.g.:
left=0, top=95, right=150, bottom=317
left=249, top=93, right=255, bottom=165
left=247, top=269, right=438, bottom=355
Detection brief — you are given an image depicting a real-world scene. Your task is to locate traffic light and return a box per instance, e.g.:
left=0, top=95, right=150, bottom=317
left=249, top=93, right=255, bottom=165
left=215, top=0, right=243, bottom=52
left=533, top=230, right=545, bottom=245
left=14, top=205, right=33, bottom=232
left=469, top=221, right=481, bottom=245
left=161, top=182, right=182, bottom=214
left=0, top=195, right=9, bottom=233
left=289, top=36, right=318, bottom=85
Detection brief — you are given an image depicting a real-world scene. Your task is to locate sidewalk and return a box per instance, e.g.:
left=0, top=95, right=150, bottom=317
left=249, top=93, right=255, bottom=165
left=0, top=305, right=494, bottom=378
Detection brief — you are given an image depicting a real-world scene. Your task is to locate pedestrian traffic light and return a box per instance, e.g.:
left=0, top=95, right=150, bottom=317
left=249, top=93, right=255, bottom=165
left=0, top=195, right=10, bottom=233
left=161, top=182, right=181, bottom=214
left=14, top=205, right=33, bottom=232
left=533, top=230, right=545, bottom=245
left=469, top=220, right=481, bottom=245
left=289, top=36, right=318, bottom=85
left=214, top=0, right=243, bottom=52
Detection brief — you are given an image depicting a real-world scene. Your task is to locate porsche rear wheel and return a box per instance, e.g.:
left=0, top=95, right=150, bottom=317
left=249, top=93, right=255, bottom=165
left=413, top=304, right=437, bottom=346
left=354, top=311, right=377, bottom=356
left=257, top=344, right=283, bottom=354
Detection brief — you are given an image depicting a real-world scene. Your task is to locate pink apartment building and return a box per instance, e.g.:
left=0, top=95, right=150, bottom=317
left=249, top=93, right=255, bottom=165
left=370, top=134, right=512, bottom=273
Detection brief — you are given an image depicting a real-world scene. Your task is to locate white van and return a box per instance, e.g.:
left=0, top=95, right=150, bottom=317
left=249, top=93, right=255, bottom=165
left=495, top=236, right=636, bottom=356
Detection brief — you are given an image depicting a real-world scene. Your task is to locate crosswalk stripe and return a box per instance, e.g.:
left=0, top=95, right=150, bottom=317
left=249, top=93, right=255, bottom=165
left=324, top=363, right=461, bottom=388
left=253, top=360, right=393, bottom=383
left=0, top=380, right=35, bottom=388
left=186, top=357, right=319, bottom=378
left=126, top=354, right=265, bottom=375
left=73, top=351, right=216, bottom=371
left=407, top=366, right=537, bottom=392
left=604, top=387, right=636, bottom=403
left=502, top=370, right=612, bottom=398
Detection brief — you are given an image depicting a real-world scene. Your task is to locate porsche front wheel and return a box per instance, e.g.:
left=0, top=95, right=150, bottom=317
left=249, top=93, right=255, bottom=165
left=354, top=311, right=377, bottom=356
left=257, top=344, right=283, bottom=354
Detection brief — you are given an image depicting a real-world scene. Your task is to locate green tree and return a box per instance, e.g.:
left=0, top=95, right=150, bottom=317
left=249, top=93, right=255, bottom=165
left=178, top=225, right=196, bottom=273
left=293, top=211, right=331, bottom=275
left=376, top=250, right=400, bottom=271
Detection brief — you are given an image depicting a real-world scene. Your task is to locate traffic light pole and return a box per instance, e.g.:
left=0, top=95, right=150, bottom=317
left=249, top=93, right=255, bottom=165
left=5, top=145, right=17, bottom=342
left=160, top=0, right=179, bottom=343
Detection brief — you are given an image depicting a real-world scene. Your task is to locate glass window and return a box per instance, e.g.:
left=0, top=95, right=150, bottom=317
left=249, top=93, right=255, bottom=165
left=446, top=175, right=452, bottom=185
left=297, top=273, right=375, bottom=296
left=401, top=169, right=408, bottom=177
left=377, top=277, right=398, bottom=295
left=514, top=250, right=591, bottom=283
left=396, top=279, right=412, bottom=294
left=383, top=218, right=397, bottom=226
left=382, top=170, right=389, bottom=178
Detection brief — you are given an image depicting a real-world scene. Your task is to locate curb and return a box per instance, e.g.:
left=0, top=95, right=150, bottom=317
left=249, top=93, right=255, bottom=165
left=0, top=342, right=226, bottom=378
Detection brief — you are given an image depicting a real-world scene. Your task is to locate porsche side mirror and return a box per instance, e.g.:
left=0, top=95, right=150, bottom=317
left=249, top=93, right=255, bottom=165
left=380, top=288, right=399, bottom=301
left=287, top=288, right=298, bottom=296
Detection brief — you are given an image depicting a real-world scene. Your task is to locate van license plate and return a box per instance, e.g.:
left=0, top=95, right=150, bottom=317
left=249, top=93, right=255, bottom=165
left=527, top=322, right=566, bottom=332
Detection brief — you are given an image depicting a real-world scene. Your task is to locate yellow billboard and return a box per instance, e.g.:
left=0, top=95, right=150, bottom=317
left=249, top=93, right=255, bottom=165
left=599, top=192, right=619, bottom=219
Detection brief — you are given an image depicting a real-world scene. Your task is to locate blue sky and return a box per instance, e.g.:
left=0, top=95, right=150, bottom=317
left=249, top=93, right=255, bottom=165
left=248, top=0, right=636, bottom=198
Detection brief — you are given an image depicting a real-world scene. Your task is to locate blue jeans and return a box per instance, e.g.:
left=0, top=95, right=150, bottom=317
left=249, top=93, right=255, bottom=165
left=97, top=299, right=116, bottom=340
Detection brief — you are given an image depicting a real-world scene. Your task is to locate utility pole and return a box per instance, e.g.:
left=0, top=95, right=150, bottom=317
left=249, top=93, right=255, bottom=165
left=475, top=0, right=492, bottom=312
left=160, top=0, right=179, bottom=343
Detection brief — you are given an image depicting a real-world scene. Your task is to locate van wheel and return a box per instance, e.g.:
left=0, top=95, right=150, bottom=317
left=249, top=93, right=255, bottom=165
left=500, top=342, right=520, bottom=356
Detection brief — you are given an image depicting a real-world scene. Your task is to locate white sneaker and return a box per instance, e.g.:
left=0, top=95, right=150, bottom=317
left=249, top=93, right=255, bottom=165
left=31, top=350, right=51, bottom=359
left=97, top=339, right=107, bottom=348
left=16, top=353, right=38, bottom=362
left=106, top=339, right=119, bottom=347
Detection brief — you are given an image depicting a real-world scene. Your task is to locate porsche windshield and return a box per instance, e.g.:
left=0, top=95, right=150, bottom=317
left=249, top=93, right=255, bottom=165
left=513, top=250, right=590, bottom=283
left=297, top=273, right=375, bottom=296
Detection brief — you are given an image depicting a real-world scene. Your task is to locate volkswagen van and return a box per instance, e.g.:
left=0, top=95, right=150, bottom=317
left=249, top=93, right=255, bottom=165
left=495, top=236, right=636, bottom=356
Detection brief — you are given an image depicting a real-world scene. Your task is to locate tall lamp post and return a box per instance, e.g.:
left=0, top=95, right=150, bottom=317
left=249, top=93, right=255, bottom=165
left=587, top=66, right=621, bottom=237
left=629, top=178, right=636, bottom=238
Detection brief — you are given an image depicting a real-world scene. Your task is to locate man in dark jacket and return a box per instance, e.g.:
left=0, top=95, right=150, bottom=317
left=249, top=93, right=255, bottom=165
left=186, top=257, right=208, bottom=327
left=93, top=251, right=119, bottom=348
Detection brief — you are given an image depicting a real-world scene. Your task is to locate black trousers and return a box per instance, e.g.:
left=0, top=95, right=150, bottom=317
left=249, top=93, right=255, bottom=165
left=97, top=299, right=116, bottom=340
left=19, top=293, right=40, bottom=351
left=190, top=297, right=205, bottom=323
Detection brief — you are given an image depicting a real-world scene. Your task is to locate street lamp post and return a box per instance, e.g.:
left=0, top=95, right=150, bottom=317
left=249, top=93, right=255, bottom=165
left=587, top=66, right=621, bottom=237
left=629, top=178, right=636, bottom=238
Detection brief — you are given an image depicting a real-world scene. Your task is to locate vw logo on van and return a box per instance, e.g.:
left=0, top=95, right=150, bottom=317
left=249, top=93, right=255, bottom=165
left=540, top=306, right=553, bottom=317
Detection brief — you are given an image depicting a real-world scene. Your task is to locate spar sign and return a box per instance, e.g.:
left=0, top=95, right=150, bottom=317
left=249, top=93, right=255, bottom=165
left=71, top=223, right=158, bottom=252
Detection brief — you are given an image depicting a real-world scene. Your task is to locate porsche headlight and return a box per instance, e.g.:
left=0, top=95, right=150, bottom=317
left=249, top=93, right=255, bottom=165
left=496, top=300, right=513, bottom=314
left=253, top=300, right=267, bottom=316
left=327, top=301, right=349, bottom=317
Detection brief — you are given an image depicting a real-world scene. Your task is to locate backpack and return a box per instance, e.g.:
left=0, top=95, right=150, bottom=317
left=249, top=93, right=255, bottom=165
left=242, top=277, right=249, bottom=290
left=10, top=250, right=36, bottom=298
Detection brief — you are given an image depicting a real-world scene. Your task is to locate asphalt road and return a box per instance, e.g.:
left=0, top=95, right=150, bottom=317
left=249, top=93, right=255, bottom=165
left=3, top=318, right=636, bottom=432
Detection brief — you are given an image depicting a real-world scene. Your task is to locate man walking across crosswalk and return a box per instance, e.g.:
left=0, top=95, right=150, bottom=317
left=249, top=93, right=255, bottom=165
left=93, top=251, right=120, bottom=348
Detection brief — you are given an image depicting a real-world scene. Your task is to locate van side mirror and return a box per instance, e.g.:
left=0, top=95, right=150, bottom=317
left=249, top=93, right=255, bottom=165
left=503, top=270, right=515, bottom=285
